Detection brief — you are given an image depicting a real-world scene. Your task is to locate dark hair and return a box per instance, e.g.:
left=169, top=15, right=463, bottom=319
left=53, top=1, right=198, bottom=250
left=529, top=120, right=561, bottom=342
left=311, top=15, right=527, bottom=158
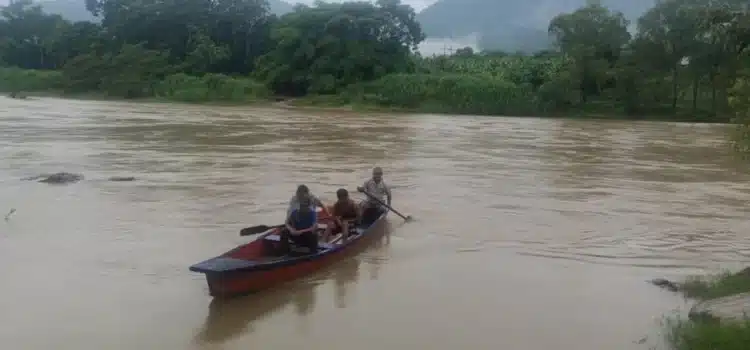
left=296, top=184, right=309, bottom=195
left=336, top=188, right=348, bottom=199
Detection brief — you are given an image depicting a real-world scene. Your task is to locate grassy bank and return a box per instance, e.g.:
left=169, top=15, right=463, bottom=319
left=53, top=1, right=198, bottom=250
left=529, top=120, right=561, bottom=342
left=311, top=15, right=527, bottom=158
left=288, top=70, right=729, bottom=122
left=0, top=67, right=271, bottom=104
left=0, top=66, right=732, bottom=123
left=664, top=268, right=750, bottom=350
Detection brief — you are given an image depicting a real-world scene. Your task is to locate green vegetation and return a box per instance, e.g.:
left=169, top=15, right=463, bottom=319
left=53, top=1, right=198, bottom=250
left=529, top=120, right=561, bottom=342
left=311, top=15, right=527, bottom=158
left=1, top=0, right=750, bottom=130
left=678, top=268, right=750, bottom=300
left=667, top=317, right=750, bottom=350
left=0, top=67, right=63, bottom=93
left=663, top=268, right=750, bottom=350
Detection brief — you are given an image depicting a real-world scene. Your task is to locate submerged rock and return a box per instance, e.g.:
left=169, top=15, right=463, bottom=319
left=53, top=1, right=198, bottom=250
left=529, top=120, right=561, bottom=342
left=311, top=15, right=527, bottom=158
left=21, top=172, right=81, bottom=183
left=649, top=278, right=680, bottom=292
left=107, top=176, right=136, bottom=182
left=22, top=173, right=135, bottom=184
left=38, top=172, right=84, bottom=184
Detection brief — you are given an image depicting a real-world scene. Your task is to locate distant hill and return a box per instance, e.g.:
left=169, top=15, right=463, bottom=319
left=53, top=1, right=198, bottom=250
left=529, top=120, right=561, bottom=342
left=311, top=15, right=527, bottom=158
left=31, top=0, right=295, bottom=23
left=416, top=0, right=657, bottom=53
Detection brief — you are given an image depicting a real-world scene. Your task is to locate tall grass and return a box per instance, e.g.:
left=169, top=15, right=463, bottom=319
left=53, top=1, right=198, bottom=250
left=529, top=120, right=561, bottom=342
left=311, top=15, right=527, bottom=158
left=663, top=269, right=750, bottom=350
left=0, top=67, right=271, bottom=103
left=155, top=73, right=271, bottom=103
left=0, top=67, right=63, bottom=92
left=666, top=316, right=750, bottom=350
left=678, top=270, right=750, bottom=300
left=347, top=73, right=539, bottom=116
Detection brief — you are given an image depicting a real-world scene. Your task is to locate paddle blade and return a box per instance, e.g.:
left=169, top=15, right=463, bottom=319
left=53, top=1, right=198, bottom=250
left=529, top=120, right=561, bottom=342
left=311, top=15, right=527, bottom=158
left=239, top=225, right=272, bottom=236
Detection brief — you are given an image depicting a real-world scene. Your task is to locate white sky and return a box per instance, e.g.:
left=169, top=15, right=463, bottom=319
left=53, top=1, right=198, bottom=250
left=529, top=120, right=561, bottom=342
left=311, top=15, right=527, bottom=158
left=0, top=0, right=437, bottom=11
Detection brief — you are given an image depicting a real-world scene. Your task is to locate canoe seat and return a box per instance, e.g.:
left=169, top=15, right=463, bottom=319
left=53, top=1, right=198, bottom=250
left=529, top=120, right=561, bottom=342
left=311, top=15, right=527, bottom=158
left=189, top=257, right=257, bottom=273
left=263, top=234, right=336, bottom=250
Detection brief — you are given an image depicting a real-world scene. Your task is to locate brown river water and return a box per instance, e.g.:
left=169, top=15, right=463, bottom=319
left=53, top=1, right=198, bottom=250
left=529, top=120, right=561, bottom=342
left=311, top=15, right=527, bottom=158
left=2, top=96, right=750, bottom=350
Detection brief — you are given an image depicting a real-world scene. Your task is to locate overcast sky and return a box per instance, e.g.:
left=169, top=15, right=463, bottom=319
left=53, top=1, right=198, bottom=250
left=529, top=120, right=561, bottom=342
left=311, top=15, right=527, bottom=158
left=0, top=0, right=437, bottom=12
left=295, top=0, right=435, bottom=11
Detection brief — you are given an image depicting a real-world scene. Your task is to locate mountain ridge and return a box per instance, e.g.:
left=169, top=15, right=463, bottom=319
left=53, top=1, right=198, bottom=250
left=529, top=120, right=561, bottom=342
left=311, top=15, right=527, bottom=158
left=416, top=0, right=657, bottom=52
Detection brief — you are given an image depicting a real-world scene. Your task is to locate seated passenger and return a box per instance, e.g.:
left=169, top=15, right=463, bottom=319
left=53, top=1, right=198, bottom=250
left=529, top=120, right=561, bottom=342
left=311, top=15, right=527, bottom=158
left=279, top=196, right=319, bottom=254
left=286, top=184, right=328, bottom=221
left=323, top=188, right=360, bottom=242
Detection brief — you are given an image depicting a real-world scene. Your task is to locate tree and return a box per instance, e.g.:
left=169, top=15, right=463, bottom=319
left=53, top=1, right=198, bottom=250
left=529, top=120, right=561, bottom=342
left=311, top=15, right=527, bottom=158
left=84, top=0, right=272, bottom=73
left=0, top=0, right=71, bottom=69
left=254, top=0, right=424, bottom=96
left=548, top=2, right=631, bottom=103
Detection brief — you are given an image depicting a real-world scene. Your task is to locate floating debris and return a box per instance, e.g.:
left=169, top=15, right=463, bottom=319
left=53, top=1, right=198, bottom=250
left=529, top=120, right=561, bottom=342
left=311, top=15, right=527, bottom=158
left=4, top=208, right=16, bottom=221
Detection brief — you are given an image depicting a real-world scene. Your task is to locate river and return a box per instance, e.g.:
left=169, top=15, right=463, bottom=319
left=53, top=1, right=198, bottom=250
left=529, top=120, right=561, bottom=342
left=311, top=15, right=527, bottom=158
left=2, top=96, right=750, bottom=350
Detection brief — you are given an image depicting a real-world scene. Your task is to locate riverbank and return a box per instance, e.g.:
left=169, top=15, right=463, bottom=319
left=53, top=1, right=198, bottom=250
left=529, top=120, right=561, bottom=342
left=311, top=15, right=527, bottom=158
left=659, top=268, right=750, bottom=350
left=0, top=67, right=731, bottom=123
left=287, top=94, right=729, bottom=123
left=6, top=91, right=730, bottom=124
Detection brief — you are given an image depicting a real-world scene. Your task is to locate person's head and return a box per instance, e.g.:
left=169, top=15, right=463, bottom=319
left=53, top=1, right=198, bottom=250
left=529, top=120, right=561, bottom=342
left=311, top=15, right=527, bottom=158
left=372, top=167, right=383, bottom=183
left=296, top=184, right=310, bottom=199
left=336, top=188, right=349, bottom=201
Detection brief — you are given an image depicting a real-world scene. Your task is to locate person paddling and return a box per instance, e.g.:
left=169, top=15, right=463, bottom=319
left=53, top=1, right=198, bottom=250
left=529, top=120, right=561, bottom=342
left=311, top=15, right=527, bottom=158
left=357, top=167, right=391, bottom=225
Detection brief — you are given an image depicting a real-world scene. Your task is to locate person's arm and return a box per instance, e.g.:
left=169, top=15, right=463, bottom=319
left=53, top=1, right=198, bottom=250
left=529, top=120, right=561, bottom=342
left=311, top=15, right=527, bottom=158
left=354, top=201, right=362, bottom=220
left=357, top=180, right=368, bottom=193
left=285, top=196, right=296, bottom=219
left=386, top=183, right=392, bottom=206
left=285, top=215, right=297, bottom=234
left=330, top=203, right=343, bottom=226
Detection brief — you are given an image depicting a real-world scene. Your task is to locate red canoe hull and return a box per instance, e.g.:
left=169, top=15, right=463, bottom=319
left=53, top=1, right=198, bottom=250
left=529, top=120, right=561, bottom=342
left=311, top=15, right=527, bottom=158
left=191, top=211, right=388, bottom=298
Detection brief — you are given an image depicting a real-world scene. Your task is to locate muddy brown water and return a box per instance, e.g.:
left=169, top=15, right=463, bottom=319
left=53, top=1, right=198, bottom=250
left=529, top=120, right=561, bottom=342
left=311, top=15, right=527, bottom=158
left=2, top=96, right=750, bottom=350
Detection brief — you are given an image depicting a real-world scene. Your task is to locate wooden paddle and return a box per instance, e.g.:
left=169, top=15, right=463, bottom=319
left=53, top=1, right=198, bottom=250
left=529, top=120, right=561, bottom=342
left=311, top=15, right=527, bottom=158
left=358, top=188, right=413, bottom=222
left=239, top=224, right=283, bottom=236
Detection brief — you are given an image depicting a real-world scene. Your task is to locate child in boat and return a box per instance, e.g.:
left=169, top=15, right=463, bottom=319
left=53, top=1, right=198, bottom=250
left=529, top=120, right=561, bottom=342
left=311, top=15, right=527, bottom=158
left=280, top=196, right=319, bottom=254
left=323, top=188, right=360, bottom=242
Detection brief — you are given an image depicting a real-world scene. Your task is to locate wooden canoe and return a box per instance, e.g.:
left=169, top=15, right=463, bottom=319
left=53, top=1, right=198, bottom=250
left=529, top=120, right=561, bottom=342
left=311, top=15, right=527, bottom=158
left=189, top=207, right=388, bottom=298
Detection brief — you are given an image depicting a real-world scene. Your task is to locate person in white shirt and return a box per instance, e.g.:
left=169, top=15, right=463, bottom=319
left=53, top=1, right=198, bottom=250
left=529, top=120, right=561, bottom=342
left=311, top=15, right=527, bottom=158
left=356, top=167, right=391, bottom=224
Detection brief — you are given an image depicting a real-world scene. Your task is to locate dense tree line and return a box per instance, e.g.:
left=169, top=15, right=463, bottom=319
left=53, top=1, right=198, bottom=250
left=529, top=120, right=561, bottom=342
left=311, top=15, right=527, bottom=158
left=0, top=0, right=423, bottom=99
left=1, top=0, right=750, bottom=129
